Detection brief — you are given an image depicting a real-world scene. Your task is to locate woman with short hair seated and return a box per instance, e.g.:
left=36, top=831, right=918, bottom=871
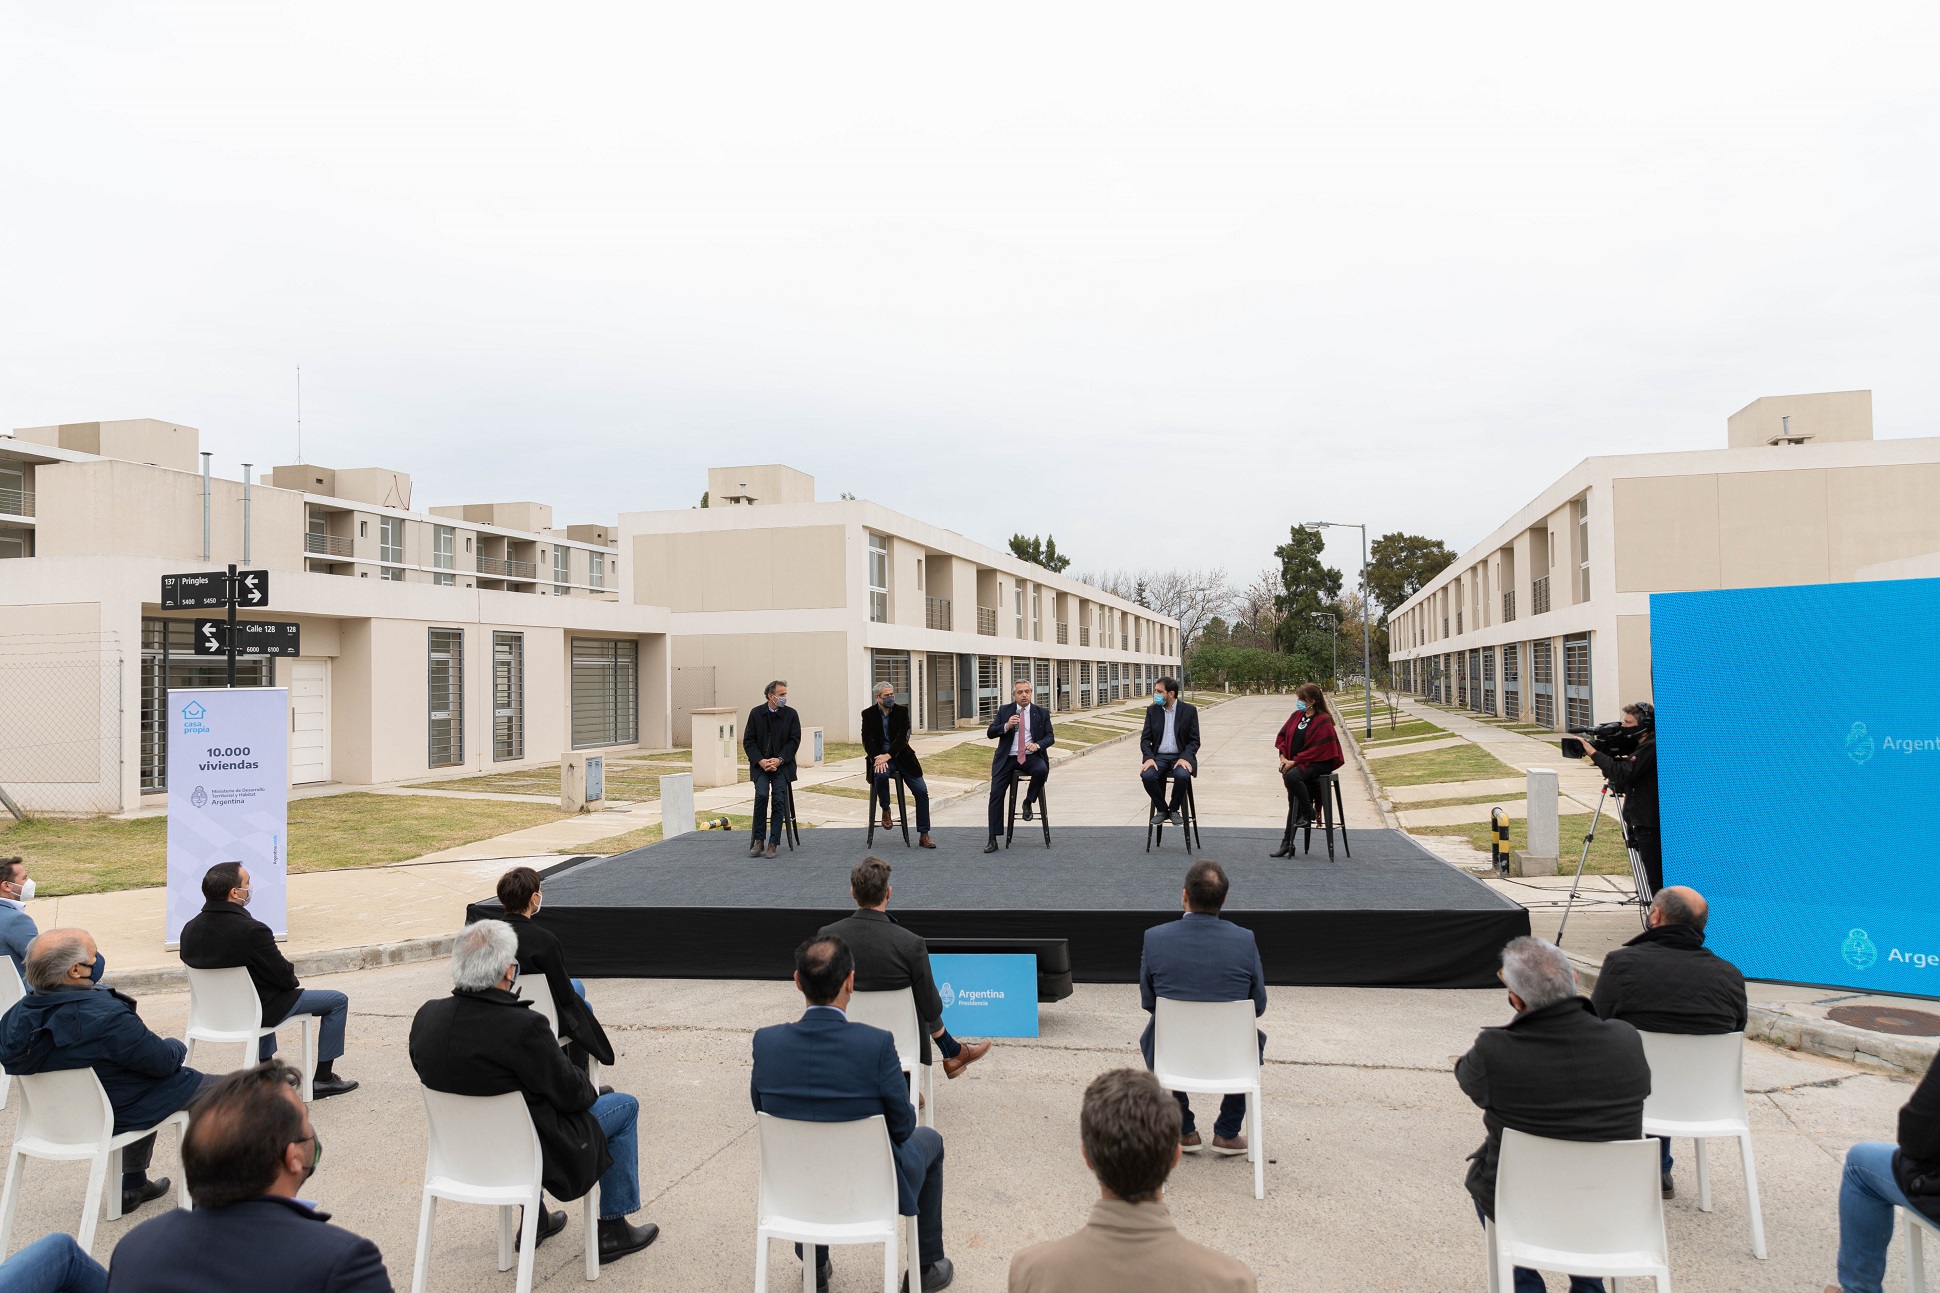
left=1270, top=683, right=1342, bottom=858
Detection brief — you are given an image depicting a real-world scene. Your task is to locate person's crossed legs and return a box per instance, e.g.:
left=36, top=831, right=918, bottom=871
left=1835, top=1140, right=1915, bottom=1293
left=0, top=1232, right=108, bottom=1293
left=1141, top=754, right=1179, bottom=816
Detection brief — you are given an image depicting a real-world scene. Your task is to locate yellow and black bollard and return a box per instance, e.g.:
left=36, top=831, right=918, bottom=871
left=1489, top=807, right=1511, bottom=875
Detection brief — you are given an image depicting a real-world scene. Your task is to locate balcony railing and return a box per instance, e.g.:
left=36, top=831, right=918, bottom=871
left=1455, top=611, right=1463, bottom=634
left=477, top=555, right=538, bottom=580
left=1502, top=590, right=1516, bottom=623
left=976, top=606, right=997, bottom=636
left=1078, top=625, right=1090, bottom=646
left=305, top=532, right=354, bottom=558
left=925, top=596, right=953, bottom=631
left=0, top=487, right=32, bottom=517
left=1056, top=622, right=1068, bottom=645
left=1532, top=575, right=1551, bottom=616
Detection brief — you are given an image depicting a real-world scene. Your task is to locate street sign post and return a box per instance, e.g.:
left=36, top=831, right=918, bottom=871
left=160, top=571, right=231, bottom=610
left=167, top=566, right=296, bottom=682
left=234, top=569, right=270, bottom=608
left=194, top=619, right=301, bottom=657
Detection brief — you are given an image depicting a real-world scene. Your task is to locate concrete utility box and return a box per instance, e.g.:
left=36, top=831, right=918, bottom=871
left=660, top=773, right=695, bottom=841
left=1512, top=768, right=1560, bottom=877
left=561, top=752, right=605, bottom=814
left=802, top=727, right=825, bottom=768
left=690, top=707, right=739, bottom=789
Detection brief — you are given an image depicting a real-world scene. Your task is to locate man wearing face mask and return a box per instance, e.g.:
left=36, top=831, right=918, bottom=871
left=105, top=1060, right=392, bottom=1292
left=0, top=928, right=214, bottom=1217
left=861, top=681, right=936, bottom=848
left=744, top=680, right=802, bottom=860
left=1138, top=678, right=1201, bottom=826
left=179, top=862, right=359, bottom=1099
left=0, top=856, right=40, bottom=977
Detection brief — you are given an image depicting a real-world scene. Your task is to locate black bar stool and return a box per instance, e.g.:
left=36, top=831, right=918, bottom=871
left=1144, top=775, right=1200, bottom=853
left=1282, top=770, right=1350, bottom=863
left=867, top=769, right=912, bottom=849
left=777, top=780, right=802, bottom=851
left=1004, top=777, right=1050, bottom=849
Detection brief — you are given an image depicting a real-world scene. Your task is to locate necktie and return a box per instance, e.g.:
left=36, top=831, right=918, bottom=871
left=1015, top=707, right=1026, bottom=764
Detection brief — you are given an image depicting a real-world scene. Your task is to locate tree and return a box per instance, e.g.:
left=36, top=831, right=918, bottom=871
left=1272, top=526, right=1342, bottom=654
left=1072, top=566, right=1234, bottom=670
left=1009, top=534, right=1072, bottom=572
left=1367, top=532, right=1455, bottom=619
left=699, top=491, right=709, bottom=508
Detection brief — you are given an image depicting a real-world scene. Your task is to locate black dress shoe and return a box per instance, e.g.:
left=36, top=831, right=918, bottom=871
left=597, top=1084, right=615, bottom=1096
left=597, top=1217, right=660, bottom=1265
left=309, top=1074, right=359, bottom=1100
left=1269, top=840, right=1294, bottom=858
left=982, top=839, right=999, bottom=853
left=514, top=1207, right=568, bottom=1251
left=1020, top=801, right=1034, bottom=821
left=902, top=1257, right=955, bottom=1292
left=121, top=1176, right=170, bottom=1215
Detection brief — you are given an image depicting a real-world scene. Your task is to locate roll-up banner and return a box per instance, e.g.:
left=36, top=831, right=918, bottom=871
left=165, top=687, right=290, bottom=944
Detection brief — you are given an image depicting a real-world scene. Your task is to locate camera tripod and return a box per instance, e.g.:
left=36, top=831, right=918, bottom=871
left=1554, top=780, right=1655, bottom=946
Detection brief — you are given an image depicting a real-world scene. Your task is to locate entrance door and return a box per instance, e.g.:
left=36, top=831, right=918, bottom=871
left=289, top=659, right=331, bottom=784
left=928, top=653, right=957, bottom=730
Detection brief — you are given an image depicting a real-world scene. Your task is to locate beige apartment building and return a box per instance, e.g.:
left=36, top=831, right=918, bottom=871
left=1388, top=391, right=1940, bottom=730
left=0, top=419, right=671, bottom=813
left=623, top=465, right=1182, bottom=745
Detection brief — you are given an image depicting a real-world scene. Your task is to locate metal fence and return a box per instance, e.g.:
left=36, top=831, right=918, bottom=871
left=0, top=634, right=125, bottom=817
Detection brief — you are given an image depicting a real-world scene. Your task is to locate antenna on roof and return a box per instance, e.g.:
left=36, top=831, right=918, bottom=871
left=296, top=365, right=303, bottom=463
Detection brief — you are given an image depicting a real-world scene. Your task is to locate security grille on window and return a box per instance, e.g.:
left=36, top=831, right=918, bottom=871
left=977, top=654, right=1001, bottom=720
left=493, top=632, right=525, bottom=762
left=571, top=638, right=638, bottom=748
left=1481, top=647, right=1497, bottom=717
left=428, top=629, right=464, bottom=768
left=554, top=546, right=570, bottom=595
left=589, top=552, right=606, bottom=591
left=380, top=516, right=403, bottom=566
left=1531, top=639, right=1556, bottom=728
left=1012, top=657, right=1032, bottom=696
left=1563, top=634, right=1593, bottom=730
left=1055, top=660, right=1071, bottom=711
left=1034, top=658, right=1051, bottom=710
left=868, top=534, right=889, bottom=623
left=1079, top=660, right=1092, bottom=708
left=139, top=617, right=271, bottom=792
left=872, top=650, right=911, bottom=706
left=1502, top=643, right=1521, bottom=719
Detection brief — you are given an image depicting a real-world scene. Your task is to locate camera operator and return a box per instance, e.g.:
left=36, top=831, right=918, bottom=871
left=1571, top=701, right=1660, bottom=895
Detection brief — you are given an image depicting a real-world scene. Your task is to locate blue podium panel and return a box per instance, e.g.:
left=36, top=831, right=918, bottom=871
left=930, top=953, right=1040, bottom=1038
left=1652, top=577, right=1940, bottom=996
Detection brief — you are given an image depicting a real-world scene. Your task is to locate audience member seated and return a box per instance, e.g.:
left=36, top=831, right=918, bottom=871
left=409, top=921, right=659, bottom=1266
left=0, top=1233, right=106, bottom=1293
left=1457, top=936, right=1650, bottom=1293
left=0, top=856, right=39, bottom=978
left=818, top=857, right=990, bottom=1081
left=1827, top=1054, right=1940, bottom=1293
left=751, top=936, right=953, bottom=1292
left=0, top=929, right=212, bottom=1217
left=1139, top=678, right=1200, bottom=826
left=863, top=681, right=936, bottom=849
left=106, top=1061, right=393, bottom=1292
left=178, top=862, right=359, bottom=1099
left=495, top=866, right=615, bottom=1082
left=985, top=679, right=1053, bottom=854
left=1591, top=885, right=1747, bottom=1198
left=1269, top=684, right=1341, bottom=857
left=1137, top=860, right=1264, bottom=1155
left=1007, top=1067, right=1257, bottom=1292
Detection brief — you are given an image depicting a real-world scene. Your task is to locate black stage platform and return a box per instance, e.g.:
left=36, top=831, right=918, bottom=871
left=465, top=826, right=1529, bottom=989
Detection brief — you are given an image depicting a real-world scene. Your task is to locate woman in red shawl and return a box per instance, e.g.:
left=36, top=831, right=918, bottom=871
left=1270, top=682, right=1343, bottom=857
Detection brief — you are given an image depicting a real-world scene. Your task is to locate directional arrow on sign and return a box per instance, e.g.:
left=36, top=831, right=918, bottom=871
left=195, top=620, right=227, bottom=655
left=236, top=569, right=270, bottom=608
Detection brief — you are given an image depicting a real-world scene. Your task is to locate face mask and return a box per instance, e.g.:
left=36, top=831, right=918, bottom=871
left=508, top=965, right=521, bottom=992
left=89, top=953, right=107, bottom=984
left=1293, top=700, right=1308, bottom=712
left=295, top=1132, right=321, bottom=1184
left=879, top=695, right=893, bottom=709
left=1152, top=692, right=1164, bottom=705
left=8, top=878, right=32, bottom=902
left=236, top=889, right=252, bottom=907
left=774, top=697, right=788, bottom=708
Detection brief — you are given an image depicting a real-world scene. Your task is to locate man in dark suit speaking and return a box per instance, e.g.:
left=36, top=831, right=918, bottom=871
left=743, top=680, right=801, bottom=860
left=751, top=935, right=954, bottom=1292
left=1139, top=677, right=1201, bottom=824
left=985, top=678, right=1054, bottom=854
left=862, top=681, right=935, bottom=849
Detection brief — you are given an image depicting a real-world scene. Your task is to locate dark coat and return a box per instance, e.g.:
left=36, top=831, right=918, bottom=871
left=502, top=913, right=615, bottom=1066
left=1455, top=996, right=1651, bottom=1217
left=985, top=702, right=1055, bottom=775
left=860, top=703, right=924, bottom=779
left=1894, top=1059, right=1940, bottom=1222
left=1591, top=924, right=1747, bottom=1036
left=409, top=988, right=609, bottom=1201
left=818, top=909, right=944, bottom=1064
left=1140, top=702, right=1202, bottom=769
left=1276, top=709, right=1342, bottom=773
left=1137, top=913, right=1267, bottom=1068
left=178, top=900, right=302, bottom=1027
left=106, top=1195, right=393, bottom=1293
left=743, top=704, right=802, bottom=782
left=750, top=1007, right=925, bottom=1215
left=0, top=987, right=205, bottom=1135
left=1591, top=735, right=1658, bottom=834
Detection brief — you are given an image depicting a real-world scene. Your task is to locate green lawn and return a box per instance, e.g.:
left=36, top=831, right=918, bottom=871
left=1055, top=723, right=1123, bottom=746
left=1410, top=812, right=1633, bottom=875
left=920, top=742, right=1004, bottom=781
left=1397, top=792, right=1529, bottom=812
left=2, top=794, right=574, bottom=895
left=796, top=782, right=875, bottom=800
left=1365, top=742, right=1518, bottom=786
left=1361, top=721, right=1449, bottom=746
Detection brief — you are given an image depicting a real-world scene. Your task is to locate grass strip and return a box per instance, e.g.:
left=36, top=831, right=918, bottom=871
left=1410, top=812, right=1632, bottom=875
left=1365, top=743, right=1518, bottom=787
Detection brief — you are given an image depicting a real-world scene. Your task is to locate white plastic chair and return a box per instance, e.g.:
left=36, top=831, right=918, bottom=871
left=753, top=1112, right=915, bottom=1293
left=410, top=1088, right=598, bottom=1293
left=515, top=976, right=602, bottom=1091
left=0, top=1068, right=189, bottom=1257
left=1638, top=1030, right=1766, bottom=1259
left=0, top=959, right=24, bottom=1110
left=1151, top=997, right=1264, bottom=1200
left=1899, top=1203, right=1940, bottom=1291
left=1487, top=1128, right=1672, bottom=1292
left=844, top=989, right=933, bottom=1128
left=184, top=967, right=317, bottom=1102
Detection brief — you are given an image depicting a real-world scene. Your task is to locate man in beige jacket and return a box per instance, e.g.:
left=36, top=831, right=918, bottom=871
left=1008, top=1068, right=1256, bottom=1293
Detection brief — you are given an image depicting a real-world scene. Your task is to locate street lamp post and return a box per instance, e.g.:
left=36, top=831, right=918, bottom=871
left=1312, top=611, right=1339, bottom=693
left=1304, top=521, right=1372, bottom=738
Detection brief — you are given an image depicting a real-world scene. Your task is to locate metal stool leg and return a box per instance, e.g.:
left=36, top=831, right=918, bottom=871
left=1004, top=775, right=1017, bottom=849
left=1038, top=784, right=1051, bottom=847
left=1334, top=773, right=1350, bottom=858
left=896, top=774, right=910, bottom=847
left=1322, top=775, right=1336, bottom=863
left=867, top=770, right=879, bottom=849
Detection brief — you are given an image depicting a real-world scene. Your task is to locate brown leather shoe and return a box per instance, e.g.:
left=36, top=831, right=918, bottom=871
left=881, top=812, right=894, bottom=830
left=1211, top=1133, right=1247, bottom=1156
left=919, top=834, right=936, bottom=849
left=748, top=839, right=764, bottom=857
left=942, top=1039, right=990, bottom=1079
left=1179, top=1131, right=1203, bottom=1154
left=764, top=844, right=779, bottom=859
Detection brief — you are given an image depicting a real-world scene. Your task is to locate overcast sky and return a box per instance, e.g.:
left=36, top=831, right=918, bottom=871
left=4, top=4, right=1937, bottom=587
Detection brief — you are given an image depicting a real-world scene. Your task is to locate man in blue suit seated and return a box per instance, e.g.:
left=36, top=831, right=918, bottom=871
left=751, top=935, right=953, bottom=1292
left=106, top=1060, right=393, bottom=1292
left=0, top=856, right=39, bottom=977
left=1139, top=678, right=1201, bottom=825
left=984, top=678, right=1054, bottom=854
left=1138, top=860, right=1266, bottom=1155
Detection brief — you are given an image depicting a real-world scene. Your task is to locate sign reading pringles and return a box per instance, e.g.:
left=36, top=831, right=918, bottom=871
left=165, top=688, right=290, bottom=944
left=929, top=953, right=1039, bottom=1038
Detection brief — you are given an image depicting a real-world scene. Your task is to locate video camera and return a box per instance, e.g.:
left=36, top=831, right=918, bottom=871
left=1560, top=720, right=1645, bottom=761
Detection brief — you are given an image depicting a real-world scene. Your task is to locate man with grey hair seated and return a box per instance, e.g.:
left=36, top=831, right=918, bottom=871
left=410, top=921, right=660, bottom=1266
left=1456, top=936, right=1651, bottom=1293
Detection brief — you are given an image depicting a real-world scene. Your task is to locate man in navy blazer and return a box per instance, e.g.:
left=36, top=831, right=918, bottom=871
left=751, top=935, right=953, bottom=1292
left=107, top=1060, right=393, bottom=1292
left=1138, top=860, right=1266, bottom=1155
left=1139, top=677, right=1202, bottom=823
left=984, top=678, right=1054, bottom=853
left=0, top=856, right=38, bottom=976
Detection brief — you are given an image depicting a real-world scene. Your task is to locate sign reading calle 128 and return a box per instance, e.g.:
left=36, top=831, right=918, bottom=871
left=930, top=953, right=1039, bottom=1038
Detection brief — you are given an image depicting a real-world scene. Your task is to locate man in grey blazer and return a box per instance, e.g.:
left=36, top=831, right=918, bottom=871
left=0, top=856, right=39, bottom=976
left=1137, top=859, right=1266, bottom=1154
